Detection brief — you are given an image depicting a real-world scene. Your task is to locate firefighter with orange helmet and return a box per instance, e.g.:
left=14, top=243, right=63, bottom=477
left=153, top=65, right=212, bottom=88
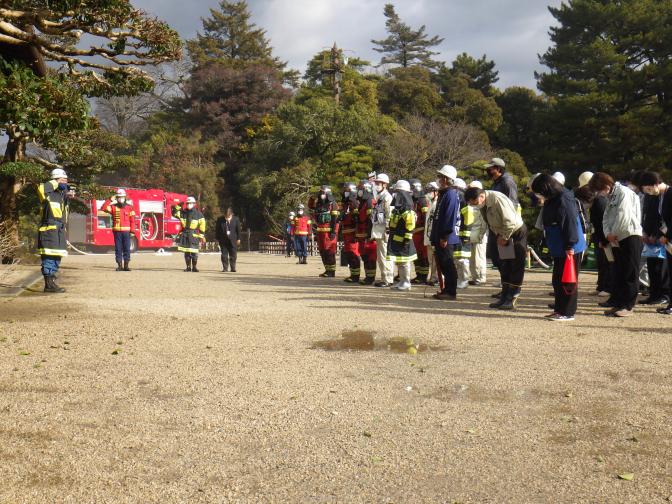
left=409, top=179, right=431, bottom=283
left=174, top=196, right=206, bottom=272
left=293, top=204, right=311, bottom=264
left=340, top=182, right=361, bottom=282
left=313, top=185, right=340, bottom=277
left=101, top=188, right=136, bottom=271
left=356, top=180, right=378, bottom=284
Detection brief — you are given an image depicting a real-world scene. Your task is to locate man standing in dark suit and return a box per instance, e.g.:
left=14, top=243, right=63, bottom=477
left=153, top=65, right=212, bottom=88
left=216, top=207, right=241, bottom=272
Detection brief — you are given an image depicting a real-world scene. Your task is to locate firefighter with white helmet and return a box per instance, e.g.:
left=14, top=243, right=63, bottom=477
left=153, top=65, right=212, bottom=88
left=386, top=180, right=417, bottom=291
left=293, top=204, right=311, bottom=264
left=453, top=178, right=472, bottom=289
left=100, top=188, right=136, bottom=271
left=37, top=168, right=74, bottom=293
left=372, top=173, right=394, bottom=287
left=174, top=196, right=206, bottom=272
left=312, top=185, right=340, bottom=277
left=409, top=178, right=431, bottom=284
left=356, top=180, right=378, bottom=284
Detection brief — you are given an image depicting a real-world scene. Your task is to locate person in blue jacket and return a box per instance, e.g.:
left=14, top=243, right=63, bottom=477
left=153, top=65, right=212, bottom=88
left=430, top=165, right=461, bottom=300
left=531, top=174, right=587, bottom=321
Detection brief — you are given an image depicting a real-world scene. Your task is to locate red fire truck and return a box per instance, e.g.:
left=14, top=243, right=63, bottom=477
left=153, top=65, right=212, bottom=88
left=68, top=188, right=189, bottom=252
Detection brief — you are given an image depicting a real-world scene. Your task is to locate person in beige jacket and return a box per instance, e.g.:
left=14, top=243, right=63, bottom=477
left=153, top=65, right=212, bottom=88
left=467, top=181, right=488, bottom=285
left=465, top=187, right=528, bottom=310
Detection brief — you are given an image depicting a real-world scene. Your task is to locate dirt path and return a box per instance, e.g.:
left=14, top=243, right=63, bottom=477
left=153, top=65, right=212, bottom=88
left=0, top=253, right=670, bottom=503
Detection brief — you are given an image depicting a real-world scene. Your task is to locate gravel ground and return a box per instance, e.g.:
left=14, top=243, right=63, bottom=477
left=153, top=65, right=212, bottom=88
left=0, top=252, right=670, bottom=503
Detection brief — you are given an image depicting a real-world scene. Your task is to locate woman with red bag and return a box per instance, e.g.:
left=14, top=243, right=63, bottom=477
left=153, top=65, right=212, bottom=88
left=531, top=174, right=587, bottom=321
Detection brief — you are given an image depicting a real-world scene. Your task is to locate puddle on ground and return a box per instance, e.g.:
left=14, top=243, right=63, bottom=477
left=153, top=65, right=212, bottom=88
left=311, top=330, right=446, bottom=354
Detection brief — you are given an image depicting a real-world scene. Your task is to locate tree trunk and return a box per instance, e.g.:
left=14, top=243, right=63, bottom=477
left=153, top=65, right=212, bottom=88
left=0, top=136, right=26, bottom=263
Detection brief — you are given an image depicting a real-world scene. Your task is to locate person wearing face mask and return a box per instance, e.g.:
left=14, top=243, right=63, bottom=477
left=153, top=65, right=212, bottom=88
left=175, top=196, right=206, bottom=272
left=340, top=183, right=361, bottom=282
left=638, top=171, right=670, bottom=307
left=313, top=185, right=340, bottom=278
left=588, top=173, right=642, bottom=317
left=429, top=165, right=461, bottom=300
left=37, top=168, right=74, bottom=293
left=371, top=173, right=394, bottom=287
left=356, top=180, right=378, bottom=285
left=407, top=179, right=431, bottom=284
left=423, top=181, right=440, bottom=286
left=386, top=180, right=417, bottom=291
left=467, top=181, right=488, bottom=286
left=293, top=204, right=311, bottom=264
left=101, top=188, right=136, bottom=272
left=464, top=185, right=527, bottom=310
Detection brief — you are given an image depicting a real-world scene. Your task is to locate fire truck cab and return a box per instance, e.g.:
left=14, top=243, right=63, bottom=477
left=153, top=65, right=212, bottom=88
left=68, top=188, right=189, bottom=252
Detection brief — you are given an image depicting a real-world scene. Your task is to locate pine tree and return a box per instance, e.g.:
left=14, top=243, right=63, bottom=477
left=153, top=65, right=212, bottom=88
left=451, top=53, right=499, bottom=96
left=371, top=4, right=444, bottom=70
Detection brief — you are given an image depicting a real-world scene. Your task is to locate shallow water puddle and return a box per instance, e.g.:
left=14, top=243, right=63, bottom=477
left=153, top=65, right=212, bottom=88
left=312, top=330, right=446, bottom=354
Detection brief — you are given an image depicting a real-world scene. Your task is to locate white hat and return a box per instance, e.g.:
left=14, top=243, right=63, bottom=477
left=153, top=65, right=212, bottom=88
left=468, top=180, right=483, bottom=189
left=297, top=204, right=305, bottom=210
left=552, top=171, right=566, bottom=186
left=437, top=165, right=457, bottom=180
left=395, top=180, right=412, bottom=193
left=375, top=173, right=390, bottom=185
left=578, top=171, right=594, bottom=188
left=50, top=168, right=68, bottom=179
left=289, top=211, right=296, bottom=216
left=484, top=158, right=506, bottom=169
left=186, top=196, right=196, bottom=204
left=453, top=178, right=467, bottom=190
left=425, top=181, right=439, bottom=191
left=116, top=188, right=127, bottom=197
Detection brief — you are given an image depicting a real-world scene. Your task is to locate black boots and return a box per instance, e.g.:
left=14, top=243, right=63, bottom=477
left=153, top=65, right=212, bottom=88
left=123, top=260, right=130, bottom=271
left=192, top=257, right=199, bottom=273
left=489, top=286, right=508, bottom=308
left=497, top=287, right=521, bottom=311
left=43, top=275, right=65, bottom=293
left=116, top=261, right=123, bottom=271
left=184, top=256, right=192, bottom=272
left=297, top=256, right=307, bottom=264
left=116, top=260, right=131, bottom=271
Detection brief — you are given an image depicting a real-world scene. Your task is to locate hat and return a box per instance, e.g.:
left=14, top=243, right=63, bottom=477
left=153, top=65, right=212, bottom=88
left=437, top=164, right=457, bottom=180
left=116, top=188, right=127, bottom=197
left=297, top=204, right=305, bottom=210
left=578, top=171, right=594, bottom=188
left=425, top=181, right=439, bottom=191
left=50, top=168, right=68, bottom=180
left=552, top=171, right=566, bottom=186
left=468, top=180, right=483, bottom=189
left=375, top=173, right=390, bottom=185
left=484, top=158, right=506, bottom=169
left=186, top=196, right=196, bottom=204
left=394, top=180, right=412, bottom=193
left=289, top=211, right=295, bottom=216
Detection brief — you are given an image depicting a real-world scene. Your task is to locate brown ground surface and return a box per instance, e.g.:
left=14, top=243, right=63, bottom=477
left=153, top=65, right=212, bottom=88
left=0, top=252, right=670, bottom=503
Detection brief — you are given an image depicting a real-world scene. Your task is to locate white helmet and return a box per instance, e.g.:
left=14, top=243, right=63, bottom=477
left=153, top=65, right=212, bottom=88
left=453, top=178, right=467, bottom=190
left=297, top=204, right=305, bottom=210
left=289, top=211, right=296, bottom=217
left=116, top=188, right=127, bottom=198
left=375, top=173, right=390, bottom=185
left=394, top=180, right=412, bottom=193
left=578, top=171, right=594, bottom=188
left=552, top=171, right=566, bottom=186
left=468, top=180, right=483, bottom=189
left=437, top=164, right=457, bottom=181
left=425, top=181, right=439, bottom=191
left=186, top=196, right=196, bottom=204
left=51, top=168, right=68, bottom=180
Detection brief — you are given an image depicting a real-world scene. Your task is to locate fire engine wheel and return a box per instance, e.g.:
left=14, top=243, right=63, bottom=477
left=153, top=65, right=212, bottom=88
left=140, top=212, right=159, bottom=241
left=129, top=235, right=138, bottom=253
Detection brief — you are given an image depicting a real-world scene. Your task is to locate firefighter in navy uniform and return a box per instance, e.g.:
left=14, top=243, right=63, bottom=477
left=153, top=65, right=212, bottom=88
left=409, top=179, right=431, bottom=284
left=100, top=188, right=136, bottom=271
left=175, top=196, right=206, bottom=272
left=340, top=182, right=361, bottom=282
left=313, top=185, right=340, bottom=277
left=37, top=168, right=73, bottom=293
left=356, top=180, right=378, bottom=285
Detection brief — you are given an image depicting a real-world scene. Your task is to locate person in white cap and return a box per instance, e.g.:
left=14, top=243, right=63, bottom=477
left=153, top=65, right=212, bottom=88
left=467, top=181, right=488, bottom=286
left=174, top=197, right=206, bottom=272
left=423, top=181, right=440, bottom=286
left=386, top=180, right=417, bottom=290
left=552, top=171, right=566, bottom=186
left=37, top=168, right=74, bottom=293
left=429, top=165, right=461, bottom=300
left=100, top=188, right=136, bottom=271
left=371, top=173, right=394, bottom=287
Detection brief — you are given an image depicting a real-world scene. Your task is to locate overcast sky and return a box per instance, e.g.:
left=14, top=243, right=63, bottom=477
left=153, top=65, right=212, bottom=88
left=134, top=0, right=563, bottom=90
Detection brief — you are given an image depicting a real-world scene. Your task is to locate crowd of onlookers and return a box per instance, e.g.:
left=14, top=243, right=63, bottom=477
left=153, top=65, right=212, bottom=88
left=282, top=160, right=671, bottom=321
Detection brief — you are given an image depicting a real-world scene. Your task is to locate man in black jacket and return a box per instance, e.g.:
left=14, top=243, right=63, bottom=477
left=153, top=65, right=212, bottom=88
left=216, top=208, right=242, bottom=272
